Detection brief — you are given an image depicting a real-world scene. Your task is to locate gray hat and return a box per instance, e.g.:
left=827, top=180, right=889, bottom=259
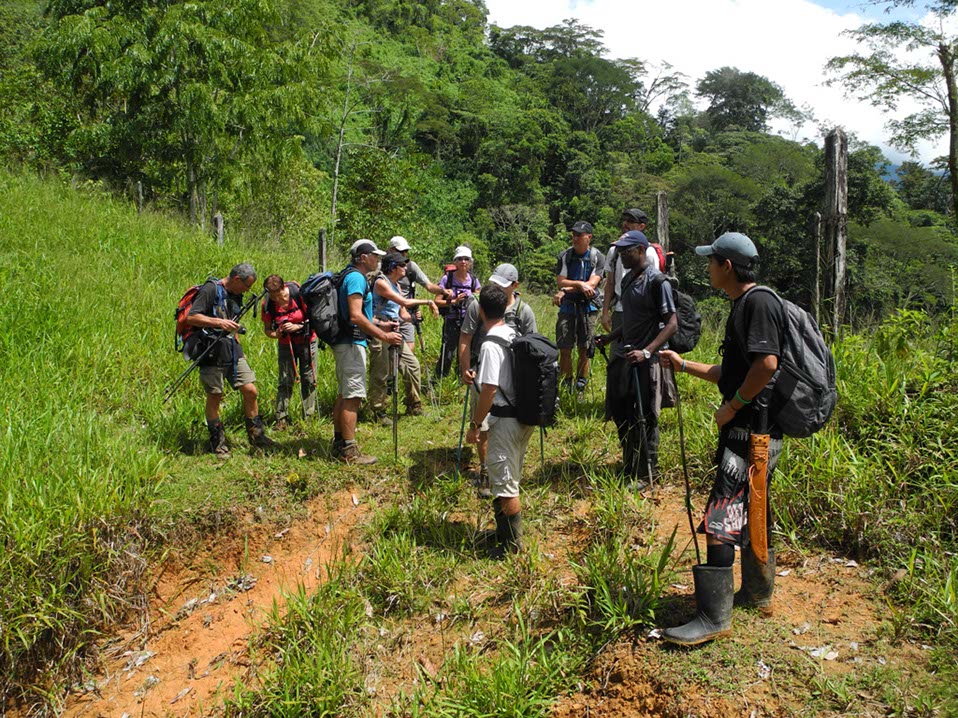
left=621, top=208, right=649, bottom=224
left=489, top=263, right=519, bottom=287
left=695, top=232, right=758, bottom=267
left=571, top=220, right=593, bottom=234
left=349, top=239, right=386, bottom=257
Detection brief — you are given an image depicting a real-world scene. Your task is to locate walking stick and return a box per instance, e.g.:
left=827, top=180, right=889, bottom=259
left=630, top=360, right=656, bottom=491
left=671, top=364, right=701, bottom=564
left=455, top=383, right=470, bottom=481
left=164, top=290, right=264, bottom=403
left=391, top=345, right=399, bottom=461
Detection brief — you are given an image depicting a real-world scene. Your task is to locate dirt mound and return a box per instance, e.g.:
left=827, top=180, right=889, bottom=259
left=63, top=490, right=366, bottom=718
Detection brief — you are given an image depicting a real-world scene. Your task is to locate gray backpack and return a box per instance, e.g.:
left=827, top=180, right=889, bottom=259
left=734, top=287, right=837, bottom=438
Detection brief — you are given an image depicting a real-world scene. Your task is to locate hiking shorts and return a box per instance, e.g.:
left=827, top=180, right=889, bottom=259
left=200, top=357, right=256, bottom=395
left=400, top=320, right=416, bottom=345
left=556, top=311, right=596, bottom=349
left=702, top=426, right=783, bottom=547
left=333, top=343, right=367, bottom=399
left=486, top=415, right=534, bottom=499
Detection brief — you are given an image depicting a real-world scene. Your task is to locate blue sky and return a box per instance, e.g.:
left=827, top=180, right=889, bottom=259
left=485, top=0, right=950, bottom=164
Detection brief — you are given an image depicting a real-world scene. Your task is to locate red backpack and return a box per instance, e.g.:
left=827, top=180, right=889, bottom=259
left=650, top=243, right=666, bottom=272
left=174, top=279, right=225, bottom=352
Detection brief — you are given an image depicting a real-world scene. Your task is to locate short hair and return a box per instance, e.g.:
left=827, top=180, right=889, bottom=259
left=263, top=274, right=284, bottom=292
left=229, top=263, right=257, bottom=282
left=478, top=284, right=507, bottom=320
left=713, top=254, right=758, bottom=284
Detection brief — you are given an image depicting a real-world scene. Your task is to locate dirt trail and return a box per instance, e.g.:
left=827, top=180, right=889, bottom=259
left=63, top=490, right=366, bottom=718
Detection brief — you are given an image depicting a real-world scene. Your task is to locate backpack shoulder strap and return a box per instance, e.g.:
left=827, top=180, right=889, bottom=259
left=729, top=285, right=781, bottom=355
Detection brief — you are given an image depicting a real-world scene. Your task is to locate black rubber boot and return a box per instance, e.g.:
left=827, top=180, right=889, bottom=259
left=207, top=420, right=230, bottom=458
left=491, top=506, right=522, bottom=559
left=735, top=547, right=775, bottom=613
left=245, top=415, right=276, bottom=450
left=662, top=565, right=734, bottom=646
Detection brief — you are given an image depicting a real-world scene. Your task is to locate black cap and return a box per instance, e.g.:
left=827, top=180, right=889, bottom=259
left=621, top=208, right=649, bottom=224
left=571, top=220, right=593, bottom=234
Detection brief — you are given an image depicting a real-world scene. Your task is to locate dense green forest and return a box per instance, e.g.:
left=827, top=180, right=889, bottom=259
left=1, top=0, right=955, bottom=318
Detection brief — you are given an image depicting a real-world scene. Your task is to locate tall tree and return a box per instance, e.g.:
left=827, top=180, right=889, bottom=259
left=695, top=66, right=793, bottom=132
left=827, top=1, right=958, bottom=222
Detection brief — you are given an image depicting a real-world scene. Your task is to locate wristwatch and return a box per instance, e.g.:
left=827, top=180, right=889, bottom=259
left=641, top=348, right=651, bottom=360
left=469, top=420, right=481, bottom=430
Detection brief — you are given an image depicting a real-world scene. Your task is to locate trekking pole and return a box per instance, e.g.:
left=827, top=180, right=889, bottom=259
left=391, top=345, right=399, bottom=461
left=455, top=383, right=469, bottom=481
left=630, top=359, right=656, bottom=491
left=163, top=290, right=264, bottom=403
left=671, top=364, right=701, bottom=564
left=416, top=317, right=438, bottom=410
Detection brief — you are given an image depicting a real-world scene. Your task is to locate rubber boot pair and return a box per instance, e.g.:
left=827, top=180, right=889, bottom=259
left=663, top=548, right=776, bottom=646
left=490, top=503, right=522, bottom=560
left=245, top=415, right=275, bottom=450
left=207, top=419, right=230, bottom=458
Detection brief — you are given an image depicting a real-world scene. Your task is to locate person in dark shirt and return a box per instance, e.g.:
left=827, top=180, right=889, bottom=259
left=657, top=232, right=785, bottom=646
left=186, top=263, right=273, bottom=457
left=596, top=231, right=677, bottom=490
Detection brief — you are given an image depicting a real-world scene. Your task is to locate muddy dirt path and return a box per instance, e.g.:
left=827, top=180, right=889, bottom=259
left=63, top=490, right=367, bottom=718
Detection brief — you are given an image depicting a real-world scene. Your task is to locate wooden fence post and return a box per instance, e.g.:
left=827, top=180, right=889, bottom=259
left=656, top=191, right=670, bottom=253
left=318, top=227, right=327, bottom=273
left=136, top=181, right=143, bottom=215
left=812, top=211, right=822, bottom=325
left=824, top=128, right=848, bottom=335
left=213, top=212, right=224, bottom=247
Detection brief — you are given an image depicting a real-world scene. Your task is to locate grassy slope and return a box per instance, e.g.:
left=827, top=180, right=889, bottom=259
left=1, top=171, right=956, bottom=714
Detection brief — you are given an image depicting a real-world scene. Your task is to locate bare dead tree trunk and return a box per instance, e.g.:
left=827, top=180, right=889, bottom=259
left=330, top=42, right=358, bottom=249
left=824, top=128, right=848, bottom=336
left=318, top=227, right=326, bottom=272
left=656, top=190, right=670, bottom=253
left=812, top=211, right=822, bottom=325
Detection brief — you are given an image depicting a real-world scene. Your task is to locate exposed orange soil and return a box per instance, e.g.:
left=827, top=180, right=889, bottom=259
left=63, top=490, right=367, bottom=718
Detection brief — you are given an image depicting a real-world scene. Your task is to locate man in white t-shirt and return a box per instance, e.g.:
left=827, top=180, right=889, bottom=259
left=466, top=284, right=534, bottom=558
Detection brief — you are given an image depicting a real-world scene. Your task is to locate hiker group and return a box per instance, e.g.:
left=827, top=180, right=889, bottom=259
left=170, top=207, right=836, bottom=645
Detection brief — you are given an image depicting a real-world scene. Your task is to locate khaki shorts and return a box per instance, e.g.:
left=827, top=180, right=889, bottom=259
left=333, top=343, right=368, bottom=399
left=556, top=310, right=596, bottom=349
left=200, top=357, right=256, bottom=395
left=486, top=416, right=534, bottom=498
left=400, top=321, right=416, bottom=344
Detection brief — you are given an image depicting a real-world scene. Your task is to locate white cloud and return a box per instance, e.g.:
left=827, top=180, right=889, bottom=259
left=484, top=0, right=950, bottom=165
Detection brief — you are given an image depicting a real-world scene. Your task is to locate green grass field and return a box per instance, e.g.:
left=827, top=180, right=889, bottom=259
left=1, top=170, right=956, bottom=715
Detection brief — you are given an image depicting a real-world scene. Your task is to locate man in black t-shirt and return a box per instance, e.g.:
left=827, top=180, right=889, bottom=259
left=657, top=232, right=784, bottom=646
left=186, top=262, right=273, bottom=457
left=596, top=231, right=676, bottom=489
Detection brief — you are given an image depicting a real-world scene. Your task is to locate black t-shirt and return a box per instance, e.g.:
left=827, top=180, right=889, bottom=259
left=188, top=280, right=246, bottom=365
left=719, top=287, right=783, bottom=427
left=620, top=267, right=676, bottom=357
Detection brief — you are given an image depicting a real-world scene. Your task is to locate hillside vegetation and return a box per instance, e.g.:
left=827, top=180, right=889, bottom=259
left=1, top=171, right=956, bottom=715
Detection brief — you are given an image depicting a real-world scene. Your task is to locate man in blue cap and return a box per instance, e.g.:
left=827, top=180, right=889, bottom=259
left=657, top=231, right=785, bottom=645
left=596, top=230, right=676, bottom=490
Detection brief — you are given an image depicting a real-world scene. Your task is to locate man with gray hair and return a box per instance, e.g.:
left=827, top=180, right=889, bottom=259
left=186, top=263, right=273, bottom=457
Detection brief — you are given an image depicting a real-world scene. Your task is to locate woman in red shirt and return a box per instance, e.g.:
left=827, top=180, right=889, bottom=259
left=262, top=274, right=318, bottom=430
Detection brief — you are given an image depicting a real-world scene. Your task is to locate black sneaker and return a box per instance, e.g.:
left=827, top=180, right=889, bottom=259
left=561, top=377, right=574, bottom=392
left=575, top=377, right=588, bottom=393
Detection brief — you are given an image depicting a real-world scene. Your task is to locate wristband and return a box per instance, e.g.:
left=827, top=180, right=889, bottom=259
left=680, top=359, right=687, bottom=373
left=734, top=389, right=752, bottom=406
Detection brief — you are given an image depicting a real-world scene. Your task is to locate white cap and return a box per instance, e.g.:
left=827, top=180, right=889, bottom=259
left=349, top=239, right=385, bottom=257
left=388, top=235, right=411, bottom=252
left=489, top=263, right=519, bottom=287
left=453, top=245, right=473, bottom=260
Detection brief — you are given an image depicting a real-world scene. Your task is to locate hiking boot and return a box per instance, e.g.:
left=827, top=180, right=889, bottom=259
left=475, top=466, right=492, bottom=499
left=332, top=436, right=345, bottom=457
left=735, top=548, right=775, bottom=614
left=575, top=376, right=588, bottom=393
left=371, top=411, right=393, bottom=427
left=406, top=402, right=423, bottom=416
left=662, top=565, right=734, bottom=646
left=561, top=377, right=574, bottom=393
left=490, top=506, right=522, bottom=559
left=338, top=441, right=377, bottom=465
left=207, top=420, right=230, bottom=458
left=274, top=417, right=289, bottom=432
left=245, top=415, right=276, bottom=450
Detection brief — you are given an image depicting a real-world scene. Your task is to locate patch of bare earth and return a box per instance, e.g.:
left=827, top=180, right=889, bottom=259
left=62, top=489, right=367, bottom=718
left=552, top=483, right=930, bottom=718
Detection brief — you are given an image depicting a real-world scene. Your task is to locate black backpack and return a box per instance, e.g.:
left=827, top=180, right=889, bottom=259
left=732, top=286, right=837, bottom=438
left=488, top=333, right=559, bottom=427
left=300, top=267, right=367, bottom=346
left=650, top=274, right=701, bottom=354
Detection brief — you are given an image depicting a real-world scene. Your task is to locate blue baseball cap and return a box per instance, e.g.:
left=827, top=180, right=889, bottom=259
left=611, top=230, right=650, bottom=249
left=695, top=232, right=758, bottom=267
